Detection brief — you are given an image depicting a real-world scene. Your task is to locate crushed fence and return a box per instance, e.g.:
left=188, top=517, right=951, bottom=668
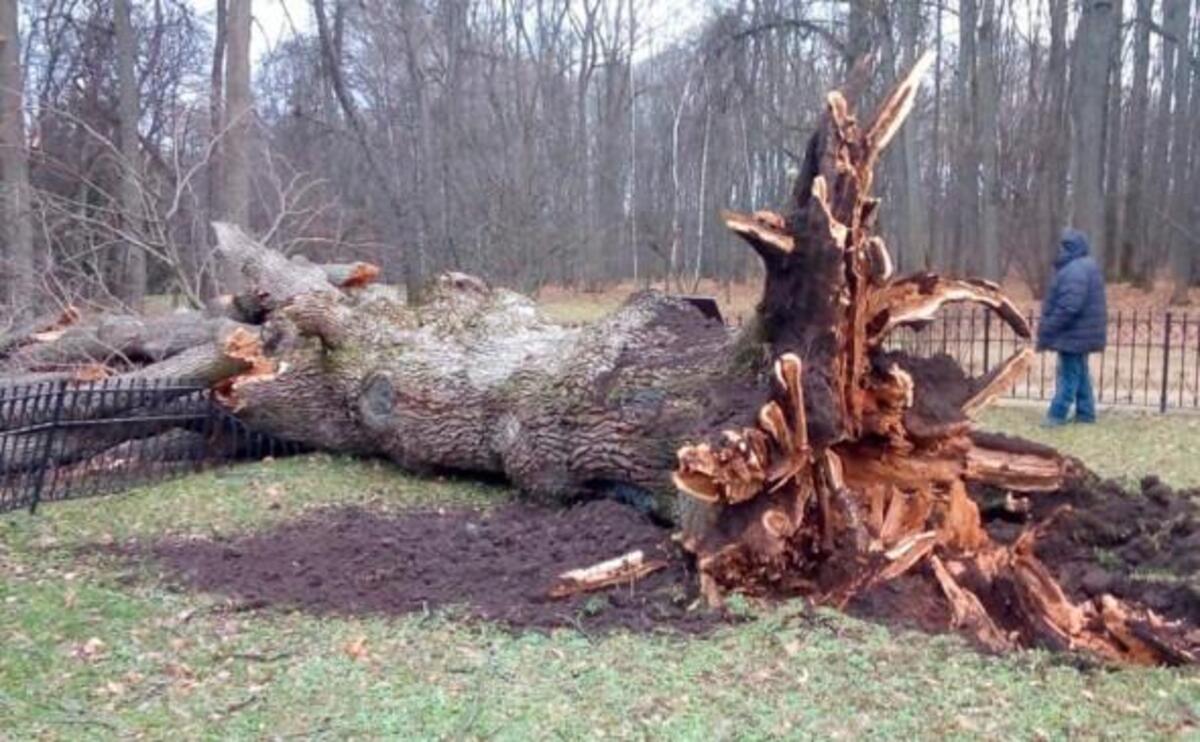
left=888, top=308, right=1200, bottom=412
left=0, top=378, right=304, bottom=514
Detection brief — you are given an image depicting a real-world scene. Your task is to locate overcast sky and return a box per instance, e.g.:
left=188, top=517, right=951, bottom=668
left=191, top=0, right=310, bottom=62
left=190, top=0, right=708, bottom=63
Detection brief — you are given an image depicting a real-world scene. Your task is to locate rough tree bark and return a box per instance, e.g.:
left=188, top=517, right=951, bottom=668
left=5, top=60, right=1196, bottom=666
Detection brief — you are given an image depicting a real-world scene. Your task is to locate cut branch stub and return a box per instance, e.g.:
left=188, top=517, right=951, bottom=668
left=720, top=210, right=794, bottom=260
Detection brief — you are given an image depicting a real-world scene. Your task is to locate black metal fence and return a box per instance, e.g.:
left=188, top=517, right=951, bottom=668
left=887, top=308, right=1200, bottom=412
left=0, top=378, right=303, bottom=514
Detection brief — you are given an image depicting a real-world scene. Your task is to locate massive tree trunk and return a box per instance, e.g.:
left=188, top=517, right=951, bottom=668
left=5, top=60, right=1195, bottom=666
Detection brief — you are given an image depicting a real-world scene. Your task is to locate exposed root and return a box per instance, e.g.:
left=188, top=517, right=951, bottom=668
left=930, top=555, right=1013, bottom=653
left=672, top=53, right=1195, bottom=666
left=866, top=274, right=1030, bottom=344
left=961, top=348, right=1034, bottom=418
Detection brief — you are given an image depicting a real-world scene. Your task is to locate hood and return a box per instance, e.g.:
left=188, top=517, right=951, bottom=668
left=1055, top=228, right=1091, bottom=267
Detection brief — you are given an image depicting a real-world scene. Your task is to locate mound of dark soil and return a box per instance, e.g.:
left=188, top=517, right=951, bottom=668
left=145, top=499, right=723, bottom=634
left=987, top=475, right=1200, bottom=626
left=129, top=471, right=1200, bottom=644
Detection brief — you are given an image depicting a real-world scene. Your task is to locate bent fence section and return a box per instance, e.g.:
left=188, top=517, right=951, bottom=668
left=887, top=308, right=1200, bottom=412
left=0, top=378, right=303, bottom=515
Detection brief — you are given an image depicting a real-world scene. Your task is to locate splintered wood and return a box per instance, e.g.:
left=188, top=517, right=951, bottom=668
left=549, top=550, right=666, bottom=598
left=673, top=55, right=1194, bottom=666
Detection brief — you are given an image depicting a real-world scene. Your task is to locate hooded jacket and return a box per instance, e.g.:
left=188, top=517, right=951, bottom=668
left=1037, top=229, right=1108, bottom=354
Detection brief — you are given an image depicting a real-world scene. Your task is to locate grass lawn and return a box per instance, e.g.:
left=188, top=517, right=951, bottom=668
left=3, top=413, right=1200, bottom=739
left=983, top=405, right=1200, bottom=489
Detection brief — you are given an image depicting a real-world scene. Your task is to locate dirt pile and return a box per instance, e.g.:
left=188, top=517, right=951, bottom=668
left=131, top=474, right=1200, bottom=650
left=145, top=499, right=722, bottom=633
left=990, top=475, right=1200, bottom=626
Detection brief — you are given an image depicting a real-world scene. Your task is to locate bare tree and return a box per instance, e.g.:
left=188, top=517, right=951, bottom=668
left=1120, top=0, right=1151, bottom=280
left=208, top=0, right=227, bottom=226
left=1166, top=0, right=1194, bottom=300
left=954, top=0, right=979, bottom=275
left=897, top=0, right=926, bottom=274
left=0, top=0, right=33, bottom=320
left=977, top=0, right=1000, bottom=280
left=1102, top=0, right=1124, bottom=275
left=115, top=0, right=145, bottom=309
left=223, top=0, right=252, bottom=229
left=1069, top=0, right=1117, bottom=268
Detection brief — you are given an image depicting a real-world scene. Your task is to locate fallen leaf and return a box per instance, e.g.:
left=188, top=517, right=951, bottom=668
left=343, top=636, right=370, bottom=662
left=73, top=637, right=107, bottom=662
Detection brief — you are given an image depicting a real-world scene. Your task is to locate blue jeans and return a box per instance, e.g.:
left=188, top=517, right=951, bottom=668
left=1047, top=352, right=1096, bottom=423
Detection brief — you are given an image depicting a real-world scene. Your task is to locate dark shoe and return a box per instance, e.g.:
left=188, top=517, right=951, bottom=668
left=1072, top=416, right=1096, bottom=424
left=1040, top=416, right=1068, bottom=428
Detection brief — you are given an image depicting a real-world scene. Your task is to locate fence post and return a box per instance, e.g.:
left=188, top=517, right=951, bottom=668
left=1160, top=312, right=1173, bottom=414
left=29, top=379, right=67, bottom=513
left=982, top=310, right=992, bottom=373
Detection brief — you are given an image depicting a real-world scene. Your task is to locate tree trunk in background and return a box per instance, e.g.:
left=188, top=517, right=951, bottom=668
left=115, top=0, right=145, bottom=310
left=929, top=0, right=944, bottom=269
left=847, top=0, right=871, bottom=69
left=1190, top=22, right=1200, bottom=285
left=223, top=0, right=252, bottom=231
left=1148, top=0, right=1181, bottom=278
left=1121, top=0, right=1151, bottom=281
left=575, top=1, right=598, bottom=287
left=977, top=0, right=1001, bottom=281
left=201, top=0, right=227, bottom=300
left=1167, top=0, right=1194, bottom=301
left=1032, top=0, right=1070, bottom=296
left=1102, top=0, right=1124, bottom=277
left=0, top=0, right=33, bottom=321
left=398, top=0, right=432, bottom=294
left=628, top=0, right=638, bottom=285
left=955, top=0, right=980, bottom=275
left=895, top=0, right=926, bottom=275
left=1069, top=0, right=1116, bottom=268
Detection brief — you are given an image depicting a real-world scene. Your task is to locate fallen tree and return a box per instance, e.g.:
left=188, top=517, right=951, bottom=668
left=2, top=57, right=1196, bottom=665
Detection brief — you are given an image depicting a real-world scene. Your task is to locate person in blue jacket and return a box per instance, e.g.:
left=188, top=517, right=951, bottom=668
left=1036, top=228, right=1108, bottom=426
